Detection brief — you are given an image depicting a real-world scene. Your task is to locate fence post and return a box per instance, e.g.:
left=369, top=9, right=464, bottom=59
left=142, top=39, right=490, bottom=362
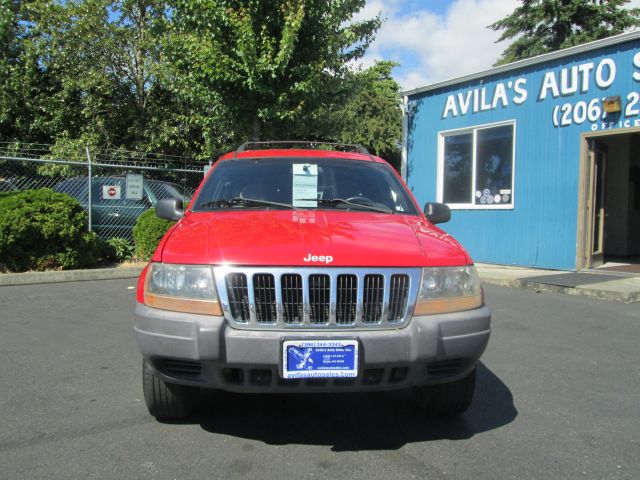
left=85, top=146, right=92, bottom=232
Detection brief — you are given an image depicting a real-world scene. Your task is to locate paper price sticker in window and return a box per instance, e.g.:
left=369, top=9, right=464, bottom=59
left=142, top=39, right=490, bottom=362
left=292, top=164, right=318, bottom=207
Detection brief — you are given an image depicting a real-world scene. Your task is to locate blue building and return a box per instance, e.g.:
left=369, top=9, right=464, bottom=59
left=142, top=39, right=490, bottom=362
left=402, top=32, right=640, bottom=271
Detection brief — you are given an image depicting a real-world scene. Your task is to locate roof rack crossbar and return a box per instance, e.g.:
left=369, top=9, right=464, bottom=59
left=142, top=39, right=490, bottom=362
left=231, top=141, right=369, bottom=159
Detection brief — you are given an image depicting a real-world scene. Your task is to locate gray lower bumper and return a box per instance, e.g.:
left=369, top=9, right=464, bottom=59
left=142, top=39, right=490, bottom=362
left=134, top=302, right=491, bottom=392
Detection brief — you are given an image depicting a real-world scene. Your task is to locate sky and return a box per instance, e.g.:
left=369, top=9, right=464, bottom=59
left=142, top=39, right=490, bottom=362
left=354, top=0, right=640, bottom=92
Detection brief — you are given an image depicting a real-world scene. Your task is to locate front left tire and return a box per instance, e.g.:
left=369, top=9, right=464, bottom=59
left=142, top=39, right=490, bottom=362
left=142, top=360, right=199, bottom=419
left=413, top=366, right=476, bottom=416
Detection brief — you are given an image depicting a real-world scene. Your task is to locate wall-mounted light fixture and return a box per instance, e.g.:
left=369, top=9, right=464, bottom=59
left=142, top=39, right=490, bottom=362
left=603, top=96, right=622, bottom=113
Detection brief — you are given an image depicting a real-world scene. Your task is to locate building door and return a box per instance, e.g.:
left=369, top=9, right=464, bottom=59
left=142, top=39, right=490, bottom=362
left=588, top=140, right=608, bottom=268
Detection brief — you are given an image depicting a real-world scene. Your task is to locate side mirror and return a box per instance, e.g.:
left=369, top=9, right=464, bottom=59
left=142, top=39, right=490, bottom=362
left=424, top=202, right=451, bottom=224
left=155, top=198, right=184, bottom=221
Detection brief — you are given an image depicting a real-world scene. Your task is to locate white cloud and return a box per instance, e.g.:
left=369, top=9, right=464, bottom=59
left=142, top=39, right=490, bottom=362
left=358, top=0, right=516, bottom=90
left=360, top=0, right=640, bottom=91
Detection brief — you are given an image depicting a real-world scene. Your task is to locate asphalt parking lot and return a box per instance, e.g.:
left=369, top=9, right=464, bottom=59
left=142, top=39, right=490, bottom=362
left=0, top=279, right=638, bottom=479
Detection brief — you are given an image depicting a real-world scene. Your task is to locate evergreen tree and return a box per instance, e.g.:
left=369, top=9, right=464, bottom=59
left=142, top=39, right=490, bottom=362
left=337, top=61, right=403, bottom=169
left=490, top=0, right=640, bottom=65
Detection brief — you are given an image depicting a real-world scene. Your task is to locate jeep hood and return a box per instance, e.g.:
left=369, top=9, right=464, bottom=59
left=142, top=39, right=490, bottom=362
left=157, top=210, right=470, bottom=267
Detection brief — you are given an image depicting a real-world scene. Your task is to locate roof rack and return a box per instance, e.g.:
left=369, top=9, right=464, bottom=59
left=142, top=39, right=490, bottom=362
left=231, top=141, right=370, bottom=159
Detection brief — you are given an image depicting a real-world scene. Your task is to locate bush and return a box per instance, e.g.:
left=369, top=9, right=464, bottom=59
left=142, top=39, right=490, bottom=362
left=0, top=189, right=100, bottom=272
left=0, top=191, right=19, bottom=200
left=133, top=209, right=175, bottom=261
left=103, top=237, right=135, bottom=263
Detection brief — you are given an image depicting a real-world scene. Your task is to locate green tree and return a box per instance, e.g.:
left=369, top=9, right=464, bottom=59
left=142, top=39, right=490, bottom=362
left=336, top=61, right=402, bottom=170
left=167, top=0, right=380, bottom=142
left=490, top=0, right=640, bottom=65
left=0, top=0, right=222, bottom=159
left=36, top=0, right=171, bottom=149
left=2, top=0, right=398, bottom=162
left=0, top=0, right=16, bottom=60
left=0, top=0, right=52, bottom=143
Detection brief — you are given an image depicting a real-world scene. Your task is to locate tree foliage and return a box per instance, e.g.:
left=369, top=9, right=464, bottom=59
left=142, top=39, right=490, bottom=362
left=1, top=0, right=402, bottom=164
left=156, top=0, right=380, bottom=142
left=490, top=0, right=640, bottom=65
left=336, top=61, right=403, bottom=169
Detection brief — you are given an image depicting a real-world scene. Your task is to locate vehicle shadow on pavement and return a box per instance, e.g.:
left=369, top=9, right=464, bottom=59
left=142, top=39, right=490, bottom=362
left=185, top=362, right=517, bottom=451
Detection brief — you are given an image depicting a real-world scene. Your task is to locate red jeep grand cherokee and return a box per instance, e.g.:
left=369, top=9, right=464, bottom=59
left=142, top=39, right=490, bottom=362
left=134, top=143, right=491, bottom=419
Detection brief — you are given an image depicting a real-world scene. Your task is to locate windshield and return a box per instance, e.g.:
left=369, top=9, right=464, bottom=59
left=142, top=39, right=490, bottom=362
left=192, top=157, right=419, bottom=215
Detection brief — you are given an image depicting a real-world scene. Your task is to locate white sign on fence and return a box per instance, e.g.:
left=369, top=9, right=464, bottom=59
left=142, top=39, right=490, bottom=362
left=126, top=174, right=144, bottom=200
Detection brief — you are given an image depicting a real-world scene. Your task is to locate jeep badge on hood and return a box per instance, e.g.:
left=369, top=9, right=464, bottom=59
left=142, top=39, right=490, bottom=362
left=303, top=253, right=333, bottom=264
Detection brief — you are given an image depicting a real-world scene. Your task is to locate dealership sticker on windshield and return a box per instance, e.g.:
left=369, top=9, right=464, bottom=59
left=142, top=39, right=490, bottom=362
left=292, top=164, right=318, bottom=207
left=282, top=339, right=358, bottom=379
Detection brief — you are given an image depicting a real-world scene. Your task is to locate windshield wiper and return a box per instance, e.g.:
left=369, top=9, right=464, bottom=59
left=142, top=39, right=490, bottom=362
left=301, top=198, right=393, bottom=214
left=200, top=196, right=295, bottom=210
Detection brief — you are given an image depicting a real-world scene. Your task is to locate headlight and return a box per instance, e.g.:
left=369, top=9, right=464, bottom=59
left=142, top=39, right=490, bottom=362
left=414, top=266, right=483, bottom=315
left=144, top=263, right=222, bottom=315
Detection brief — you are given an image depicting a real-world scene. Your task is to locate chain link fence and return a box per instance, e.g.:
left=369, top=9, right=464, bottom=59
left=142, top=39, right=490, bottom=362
left=0, top=142, right=208, bottom=240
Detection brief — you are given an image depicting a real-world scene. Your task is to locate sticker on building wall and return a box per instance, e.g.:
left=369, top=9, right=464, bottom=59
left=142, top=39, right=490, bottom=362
left=483, top=189, right=490, bottom=196
left=500, top=189, right=512, bottom=195
left=494, top=194, right=501, bottom=203
left=475, top=190, right=482, bottom=198
left=502, top=194, right=510, bottom=203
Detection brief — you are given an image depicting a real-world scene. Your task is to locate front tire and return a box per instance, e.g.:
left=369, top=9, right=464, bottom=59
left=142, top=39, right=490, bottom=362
left=413, top=366, right=476, bottom=416
left=142, top=360, right=198, bottom=419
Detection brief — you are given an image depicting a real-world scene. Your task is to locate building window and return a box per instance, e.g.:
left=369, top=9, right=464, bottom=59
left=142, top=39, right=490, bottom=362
left=439, top=122, right=515, bottom=209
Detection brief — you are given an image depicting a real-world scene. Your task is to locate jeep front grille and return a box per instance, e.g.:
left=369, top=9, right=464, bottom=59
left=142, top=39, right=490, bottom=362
left=214, top=267, right=421, bottom=330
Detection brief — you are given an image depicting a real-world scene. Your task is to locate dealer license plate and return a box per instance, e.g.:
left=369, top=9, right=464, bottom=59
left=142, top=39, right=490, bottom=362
left=282, top=339, right=359, bottom=379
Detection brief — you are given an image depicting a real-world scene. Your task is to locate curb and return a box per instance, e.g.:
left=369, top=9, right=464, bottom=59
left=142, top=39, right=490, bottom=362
left=0, top=266, right=144, bottom=287
left=480, top=277, right=640, bottom=304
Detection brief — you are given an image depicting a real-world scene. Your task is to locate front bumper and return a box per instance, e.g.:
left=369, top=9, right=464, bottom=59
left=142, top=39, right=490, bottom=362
left=134, top=302, right=491, bottom=393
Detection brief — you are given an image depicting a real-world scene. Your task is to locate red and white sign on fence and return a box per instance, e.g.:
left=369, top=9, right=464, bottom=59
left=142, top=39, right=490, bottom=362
left=102, top=185, right=121, bottom=200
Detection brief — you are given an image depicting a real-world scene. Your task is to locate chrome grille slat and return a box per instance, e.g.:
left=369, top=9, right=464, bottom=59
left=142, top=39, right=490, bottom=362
left=329, top=274, right=338, bottom=326
left=363, top=274, right=384, bottom=323
left=215, top=267, right=421, bottom=330
left=380, top=272, right=391, bottom=324
left=281, top=274, right=303, bottom=324
left=253, top=273, right=276, bottom=323
left=309, top=274, right=330, bottom=324
left=336, top=274, right=357, bottom=325
left=225, top=273, right=250, bottom=322
left=389, top=274, right=410, bottom=322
